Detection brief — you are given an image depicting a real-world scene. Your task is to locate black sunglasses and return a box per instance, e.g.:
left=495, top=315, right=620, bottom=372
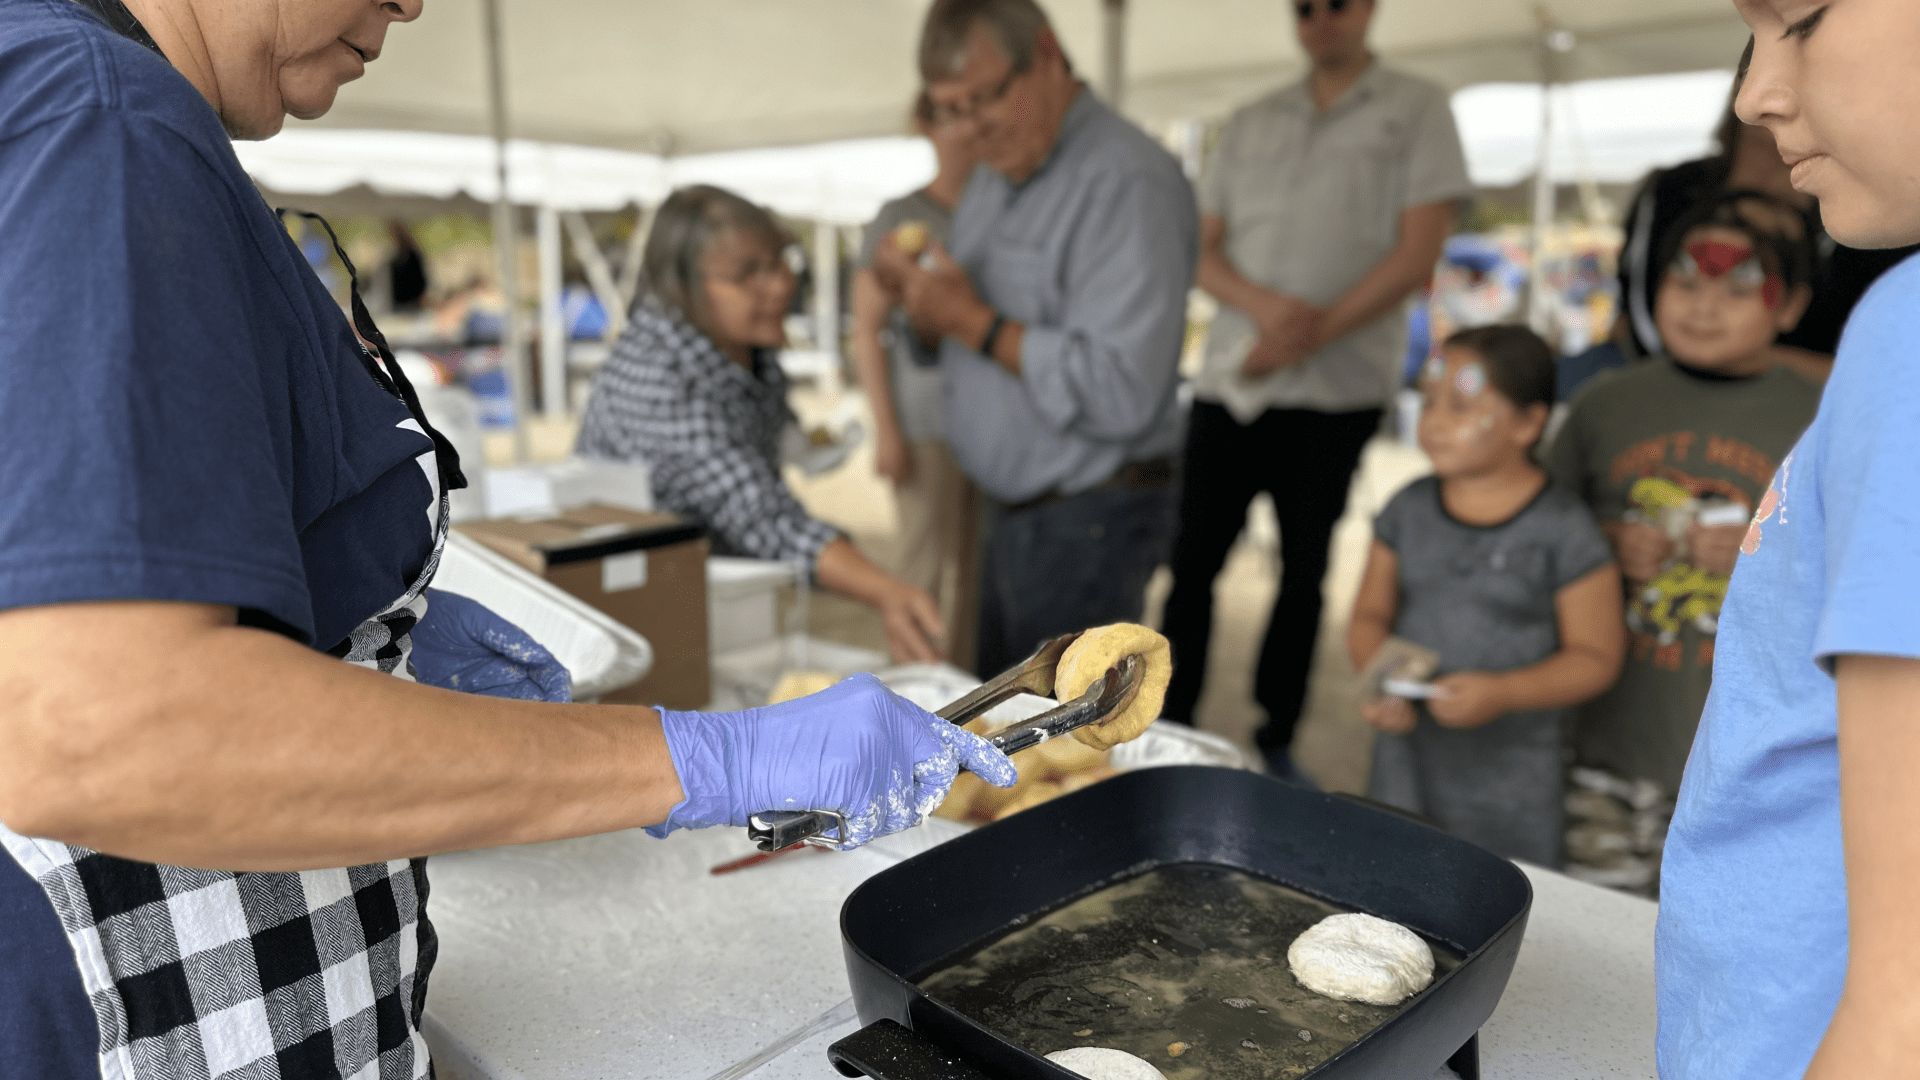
left=1295, top=0, right=1349, bottom=18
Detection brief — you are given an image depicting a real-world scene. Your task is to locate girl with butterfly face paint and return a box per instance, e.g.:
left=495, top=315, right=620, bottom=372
left=1347, top=325, right=1624, bottom=865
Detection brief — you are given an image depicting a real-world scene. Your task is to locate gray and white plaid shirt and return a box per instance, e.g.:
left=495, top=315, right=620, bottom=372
left=576, top=304, right=841, bottom=571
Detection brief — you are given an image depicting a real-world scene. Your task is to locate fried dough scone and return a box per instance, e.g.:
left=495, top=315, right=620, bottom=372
left=1287, top=912, right=1434, bottom=1006
left=1054, top=623, right=1171, bottom=751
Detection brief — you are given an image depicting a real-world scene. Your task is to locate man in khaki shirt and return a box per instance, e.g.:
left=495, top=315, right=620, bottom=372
left=1161, top=0, right=1472, bottom=779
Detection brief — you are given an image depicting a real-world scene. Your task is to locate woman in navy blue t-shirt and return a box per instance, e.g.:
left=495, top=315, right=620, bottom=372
left=0, top=3, right=1013, bottom=1079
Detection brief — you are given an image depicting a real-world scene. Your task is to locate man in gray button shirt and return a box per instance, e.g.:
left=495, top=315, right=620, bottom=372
left=878, top=0, right=1196, bottom=676
left=1160, top=0, right=1472, bottom=776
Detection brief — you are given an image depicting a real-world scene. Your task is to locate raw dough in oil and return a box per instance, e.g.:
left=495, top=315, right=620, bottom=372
left=1054, top=623, right=1171, bottom=751
left=1287, top=912, right=1435, bottom=1006
left=1044, top=1046, right=1168, bottom=1080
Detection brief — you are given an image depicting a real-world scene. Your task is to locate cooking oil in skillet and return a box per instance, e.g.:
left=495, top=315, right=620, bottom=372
left=916, top=863, right=1461, bottom=1079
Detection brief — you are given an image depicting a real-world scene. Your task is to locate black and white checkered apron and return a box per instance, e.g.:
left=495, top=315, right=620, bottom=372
left=3, top=196, right=469, bottom=1080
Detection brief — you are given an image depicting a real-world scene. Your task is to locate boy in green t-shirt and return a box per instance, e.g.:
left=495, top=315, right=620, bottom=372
left=1544, top=191, right=1822, bottom=888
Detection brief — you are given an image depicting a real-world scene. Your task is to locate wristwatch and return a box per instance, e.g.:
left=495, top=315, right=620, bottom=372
left=979, top=313, right=1007, bottom=357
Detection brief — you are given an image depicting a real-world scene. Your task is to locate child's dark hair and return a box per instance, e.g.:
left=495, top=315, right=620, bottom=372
left=1653, top=189, right=1815, bottom=295
left=1442, top=324, right=1557, bottom=411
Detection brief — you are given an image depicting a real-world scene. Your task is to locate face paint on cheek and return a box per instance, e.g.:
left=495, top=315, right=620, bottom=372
left=1422, top=355, right=1447, bottom=386
left=1476, top=415, right=1495, bottom=433
left=1761, top=277, right=1783, bottom=309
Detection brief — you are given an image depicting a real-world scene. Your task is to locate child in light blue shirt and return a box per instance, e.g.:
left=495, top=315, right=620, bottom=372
left=1656, top=7, right=1920, bottom=1077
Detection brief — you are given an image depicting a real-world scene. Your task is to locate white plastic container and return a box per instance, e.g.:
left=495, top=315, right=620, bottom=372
left=706, top=557, right=798, bottom=654
left=431, top=531, right=654, bottom=700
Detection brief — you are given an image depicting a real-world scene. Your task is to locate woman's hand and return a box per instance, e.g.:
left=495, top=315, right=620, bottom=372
left=647, top=674, right=1016, bottom=848
left=1361, top=696, right=1417, bottom=734
left=813, top=538, right=945, bottom=664
left=878, top=583, right=945, bottom=664
left=1427, top=672, right=1511, bottom=729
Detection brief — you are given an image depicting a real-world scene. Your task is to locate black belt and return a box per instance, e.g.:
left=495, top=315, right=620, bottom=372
left=1006, top=456, right=1175, bottom=514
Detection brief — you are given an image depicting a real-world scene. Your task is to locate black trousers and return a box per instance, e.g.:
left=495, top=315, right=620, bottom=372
left=1161, top=402, right=1382, bottom=752
left=975, top=485, right=1175, bottom=679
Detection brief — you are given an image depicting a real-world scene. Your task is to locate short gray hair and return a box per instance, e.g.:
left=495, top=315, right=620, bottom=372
left=640, top=185, right=788, bottom=326
left=918, top=0, right=1059, bottom=82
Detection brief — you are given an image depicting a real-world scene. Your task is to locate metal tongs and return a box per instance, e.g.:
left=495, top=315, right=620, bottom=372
left=745, top=632, right=1143, bottom=852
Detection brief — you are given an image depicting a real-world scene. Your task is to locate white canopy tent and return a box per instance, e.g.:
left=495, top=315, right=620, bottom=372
left=306, top=0, right=1751, bottom=155
left=271, top=0, right=1754, bottom=439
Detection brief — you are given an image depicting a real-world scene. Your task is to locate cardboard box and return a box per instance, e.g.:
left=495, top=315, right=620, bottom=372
left=457, top=505, right=711, bottom=709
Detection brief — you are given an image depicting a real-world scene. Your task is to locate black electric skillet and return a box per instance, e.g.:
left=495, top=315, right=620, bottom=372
left=827, top=766, right=1531, bottom=1080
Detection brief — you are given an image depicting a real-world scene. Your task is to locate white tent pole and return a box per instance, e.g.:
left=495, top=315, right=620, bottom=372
left=536, top=204, right=567, bottom=419
left=616, top=205, right=653, bottom=308
left=481, top=0, right=530, bottom=461
left=812, top=221, right=841, bottom=376
left=1526, top=12, right=1560, bottom=338
left=561, top=211, right=628, bottom=341
left=1101, top=0, right=1127, bottom=110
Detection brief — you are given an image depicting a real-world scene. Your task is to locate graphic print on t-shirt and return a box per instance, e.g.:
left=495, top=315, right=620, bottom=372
left=1742, top=452, right=1793, bottom=557
left=1607, top=433, right=1775, bottom=670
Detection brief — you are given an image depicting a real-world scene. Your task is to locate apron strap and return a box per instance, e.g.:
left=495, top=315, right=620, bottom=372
left=277, top=209, right=469, bottom=495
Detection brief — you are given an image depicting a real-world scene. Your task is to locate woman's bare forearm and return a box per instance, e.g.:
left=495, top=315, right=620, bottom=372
left=814, top=536, right=900, bottom=608
left=0, top=601, right=683, bottom=871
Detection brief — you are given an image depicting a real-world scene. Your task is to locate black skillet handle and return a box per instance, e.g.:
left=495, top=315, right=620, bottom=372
left=827, top=1019, right=993, bottom=1080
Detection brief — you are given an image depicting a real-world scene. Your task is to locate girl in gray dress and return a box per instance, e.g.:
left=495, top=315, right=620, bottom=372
left=1347, top=325, right=1626, bottom=866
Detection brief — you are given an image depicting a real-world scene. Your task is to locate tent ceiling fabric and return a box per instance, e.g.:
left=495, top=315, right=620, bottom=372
left=303, top=0, right=1753, bottom=157
left=236, top=131, right=938, bottom=223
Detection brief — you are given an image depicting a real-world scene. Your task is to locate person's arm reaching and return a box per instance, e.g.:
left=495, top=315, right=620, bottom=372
left=851, top=269, right=914, bottom=487
left=0, top=600, right=682, bottom=870
left=1427, top=563, right=1626, bottom=728
left=0, top=601, right=1003, bottom=869
left=814, top=537, right=944, bottom=664
left=1804, top=655, right=1920, bottom=1078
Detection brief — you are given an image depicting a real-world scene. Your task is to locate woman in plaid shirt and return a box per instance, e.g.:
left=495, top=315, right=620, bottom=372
left=579, top=185, right=949, bottom=664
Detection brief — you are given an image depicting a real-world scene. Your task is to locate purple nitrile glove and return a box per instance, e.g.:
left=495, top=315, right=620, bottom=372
left=647, top=673, right=1016, bottom=849
left=409, top=589, right=572, bottom=703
